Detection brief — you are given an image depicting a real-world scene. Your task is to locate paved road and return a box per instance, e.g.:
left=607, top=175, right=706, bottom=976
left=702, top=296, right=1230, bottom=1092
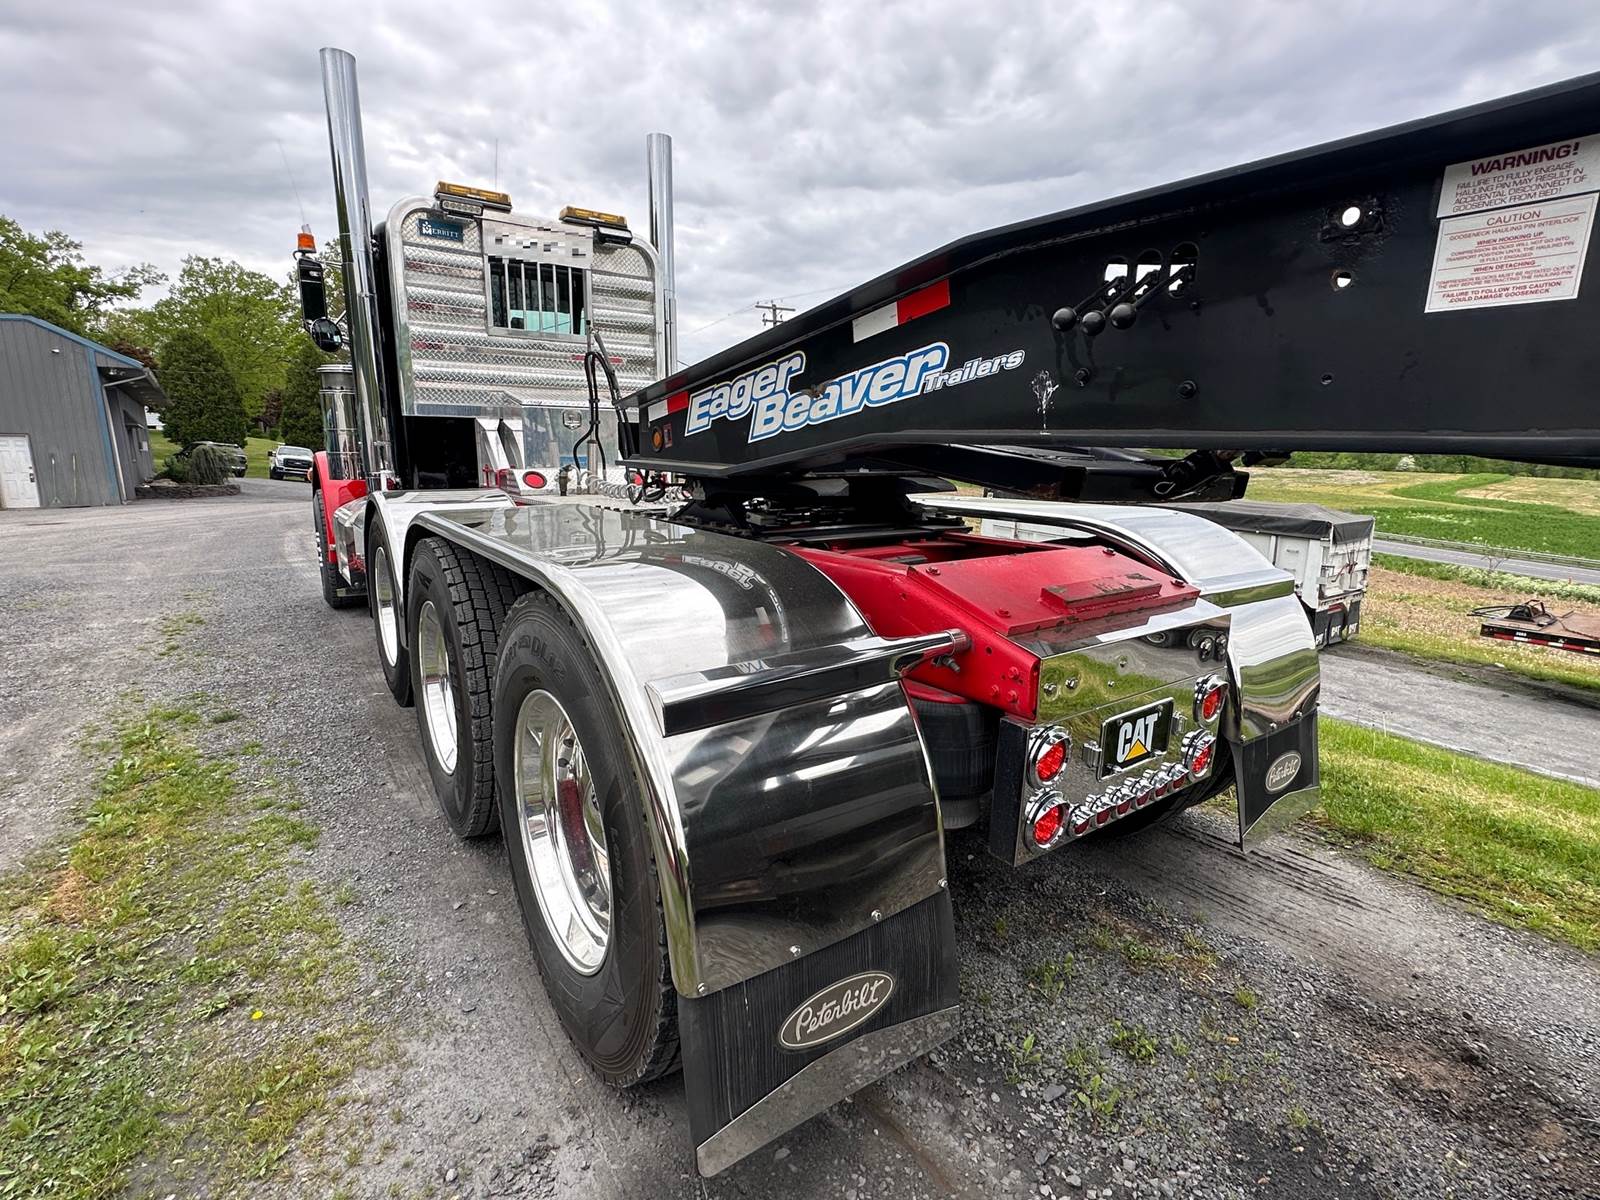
left=2, top=482, right=1595, bottom=1199
left=1373, top=537, right=1600, bottom=586
left=1318, top=643, right=1600, bottom=788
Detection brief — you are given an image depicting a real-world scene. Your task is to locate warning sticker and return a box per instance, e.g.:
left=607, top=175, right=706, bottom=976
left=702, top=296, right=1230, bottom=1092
left=1424, top=194, right=1596, bottom=313
left=1438, top=133, right=1600, bottom=217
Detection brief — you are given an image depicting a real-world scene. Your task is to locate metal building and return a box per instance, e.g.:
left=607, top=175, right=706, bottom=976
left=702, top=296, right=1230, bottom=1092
left=0, top=315, right=167, bottom=509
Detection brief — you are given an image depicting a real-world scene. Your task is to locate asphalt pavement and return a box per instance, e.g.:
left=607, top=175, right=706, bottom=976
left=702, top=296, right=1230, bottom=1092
left=1373, top=537, right=1600, bottom=586
left=1, top=480, right=1595, bottom=1200
left=1317, top=642, right=1600, bottom=787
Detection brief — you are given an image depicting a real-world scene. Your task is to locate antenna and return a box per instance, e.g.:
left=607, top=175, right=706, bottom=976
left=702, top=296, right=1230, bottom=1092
left=276, top=137, right=308, bottom=226
left=494, top=138, right=499, bottom=189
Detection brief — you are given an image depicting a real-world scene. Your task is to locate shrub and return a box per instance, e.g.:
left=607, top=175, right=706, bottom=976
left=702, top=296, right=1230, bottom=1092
left=162, top=454, right=189, bottom=483
left=186, top=444, right=233, bottom=486
left=158, top=330, right=248, bottom=447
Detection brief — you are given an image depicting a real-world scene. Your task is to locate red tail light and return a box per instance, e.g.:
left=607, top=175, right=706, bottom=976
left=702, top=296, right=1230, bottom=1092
left=1184, top=731, right=1216, bottom=778
left=1195, top=675, right=1227, bottom=723
left=1030, top=801, right=1066, bottom=848
left=522, top=470, right=547, bottom=489
left=1027, top=726, right=1071, bottom=787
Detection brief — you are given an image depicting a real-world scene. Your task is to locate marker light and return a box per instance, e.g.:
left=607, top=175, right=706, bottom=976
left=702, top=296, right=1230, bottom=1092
left=522, top=470, right=548, bottom=490
left=1195, top=676, right=1228, bottom=723
left=296, top=226, right=316, bottom=252
left=1115, top=787, right=1136, bottom=816
left=1027, top=726, right=1071, bottom=788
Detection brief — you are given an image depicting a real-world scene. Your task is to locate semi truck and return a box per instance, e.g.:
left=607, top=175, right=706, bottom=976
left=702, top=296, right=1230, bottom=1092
left=295, top=49, right=1600, bottom=1174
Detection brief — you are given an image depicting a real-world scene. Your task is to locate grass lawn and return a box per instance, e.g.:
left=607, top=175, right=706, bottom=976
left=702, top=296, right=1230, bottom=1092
left=148, top=430, right=278, bottom=480
left=0, top=705, right=379, bottom=1197
left=1315, top=718, right=1600, bottom=953
left=1356, top=560, right=1600, bottom=696
left=1245, top=468, right=1598, bottom=559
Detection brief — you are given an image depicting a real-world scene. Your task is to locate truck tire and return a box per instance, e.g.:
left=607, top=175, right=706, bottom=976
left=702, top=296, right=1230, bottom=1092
left=368, top=528, right=412, bottom=706
left=406, top=538, right=519, bottom=837
left=314, top=490, right=361, bottom=610
left=493, top=590, right=679, bottom=1087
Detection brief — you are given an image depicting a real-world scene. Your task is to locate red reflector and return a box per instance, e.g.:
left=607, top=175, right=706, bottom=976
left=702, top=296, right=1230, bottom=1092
left=522, top=470, right=547, bottom=489
left=1035, top=739, right=1067, bottom=783
left=1031, top=803, right=1065, bottom=847
left=1201, top=685, right=1225, bottom=722
left=1190, top=741, right=1214, bottom=777
left=896, top=278, right=951, bottom=324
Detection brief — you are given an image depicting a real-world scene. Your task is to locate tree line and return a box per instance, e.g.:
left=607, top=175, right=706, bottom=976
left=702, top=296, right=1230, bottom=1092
left=0, top=214, right=334, bottom=450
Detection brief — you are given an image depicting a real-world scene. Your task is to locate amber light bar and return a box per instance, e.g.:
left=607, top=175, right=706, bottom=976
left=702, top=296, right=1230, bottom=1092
left=435, top=181, right=513, bottom=212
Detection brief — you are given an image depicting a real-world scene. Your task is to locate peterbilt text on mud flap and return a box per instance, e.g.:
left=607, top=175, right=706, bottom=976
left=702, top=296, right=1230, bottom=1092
left=296, top=49, right=1600, bottom=1173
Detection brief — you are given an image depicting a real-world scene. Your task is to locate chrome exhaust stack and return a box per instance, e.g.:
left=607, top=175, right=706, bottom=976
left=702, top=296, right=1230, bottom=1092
left=319, top=47, right=395, bottom=488
left=646, top=132, right=677, bottom=374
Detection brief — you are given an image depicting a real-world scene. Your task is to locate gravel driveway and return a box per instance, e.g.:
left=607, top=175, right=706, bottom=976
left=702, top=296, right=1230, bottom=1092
left=1, top=480, right=1595, bottom=1199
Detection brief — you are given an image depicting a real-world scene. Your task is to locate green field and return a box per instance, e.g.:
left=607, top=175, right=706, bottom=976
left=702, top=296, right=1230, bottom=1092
left=1246, top=469, right=1598, bottom=559
left=1316, top=718, right=1600, bottom=953
left=148, top=431, right=277, bottom=480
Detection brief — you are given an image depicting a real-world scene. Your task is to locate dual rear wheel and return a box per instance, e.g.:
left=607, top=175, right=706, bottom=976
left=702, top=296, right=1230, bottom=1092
left=393, top=538, right=678, bottom=1083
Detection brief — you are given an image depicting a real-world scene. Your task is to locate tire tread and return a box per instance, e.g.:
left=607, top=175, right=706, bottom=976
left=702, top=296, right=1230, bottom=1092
left=424, top=540, right=523, bottom=836
left=503, top=589, right=679, bottom=1083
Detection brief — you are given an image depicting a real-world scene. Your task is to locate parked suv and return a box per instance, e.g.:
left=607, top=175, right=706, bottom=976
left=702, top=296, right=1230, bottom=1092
left=269, top=445, right=315, bottom=480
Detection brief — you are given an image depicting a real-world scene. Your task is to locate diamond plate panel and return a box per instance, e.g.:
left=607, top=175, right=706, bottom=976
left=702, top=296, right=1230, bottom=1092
left=387, top=199, right=662, bottom=418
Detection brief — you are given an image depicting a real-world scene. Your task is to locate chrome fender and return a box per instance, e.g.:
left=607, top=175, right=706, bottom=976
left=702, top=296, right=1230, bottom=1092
left=921, top=495, right=1323, bottom=845
left=372, top=495, right=949, bottom=1000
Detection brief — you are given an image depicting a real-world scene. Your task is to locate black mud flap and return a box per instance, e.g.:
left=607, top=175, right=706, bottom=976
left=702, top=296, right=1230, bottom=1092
left=679, top=891, right=959, bottom=1175
left=1233, top=713, right=1321, bottom=846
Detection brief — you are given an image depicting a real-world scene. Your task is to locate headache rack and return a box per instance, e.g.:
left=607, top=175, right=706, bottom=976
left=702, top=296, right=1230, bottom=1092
left=625, top=72, right=1600, bottom=511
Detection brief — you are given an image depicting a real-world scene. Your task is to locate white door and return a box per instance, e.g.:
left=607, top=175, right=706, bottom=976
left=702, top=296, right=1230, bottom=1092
left=0, top=435, right=42, bottom=508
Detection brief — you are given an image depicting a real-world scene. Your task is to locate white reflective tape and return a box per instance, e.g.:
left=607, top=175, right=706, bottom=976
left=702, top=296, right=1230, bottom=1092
left=851, top=303, right=899, bottom=343
left=647, top=399, right=669, bottom=423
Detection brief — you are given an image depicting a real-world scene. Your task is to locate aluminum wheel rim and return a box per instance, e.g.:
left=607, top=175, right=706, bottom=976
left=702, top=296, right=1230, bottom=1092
left=374, top=545, right=399, bottom=666
left=416, top=600, right=458, bottom=774
left=513, top=689, right=612, bottom=974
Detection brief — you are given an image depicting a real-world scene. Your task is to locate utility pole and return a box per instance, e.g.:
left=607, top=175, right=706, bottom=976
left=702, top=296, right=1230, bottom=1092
left=757, top=300, right=795, bottom=327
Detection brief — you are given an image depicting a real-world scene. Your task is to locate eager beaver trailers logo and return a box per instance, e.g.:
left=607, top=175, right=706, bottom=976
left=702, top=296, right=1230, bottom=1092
left=683, top=344, right=1027, bottom=443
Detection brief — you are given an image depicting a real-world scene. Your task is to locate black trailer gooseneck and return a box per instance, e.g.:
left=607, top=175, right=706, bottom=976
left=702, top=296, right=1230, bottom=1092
left=628, top=71, right=1600, bottom=526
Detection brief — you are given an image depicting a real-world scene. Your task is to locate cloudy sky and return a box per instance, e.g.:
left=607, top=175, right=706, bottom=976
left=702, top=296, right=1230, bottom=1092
left=4, top=1, right=1598, bottom=366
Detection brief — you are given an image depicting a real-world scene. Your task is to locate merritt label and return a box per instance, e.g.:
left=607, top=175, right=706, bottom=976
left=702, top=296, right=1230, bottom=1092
left=778, top=971, right=895, bottom=1051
